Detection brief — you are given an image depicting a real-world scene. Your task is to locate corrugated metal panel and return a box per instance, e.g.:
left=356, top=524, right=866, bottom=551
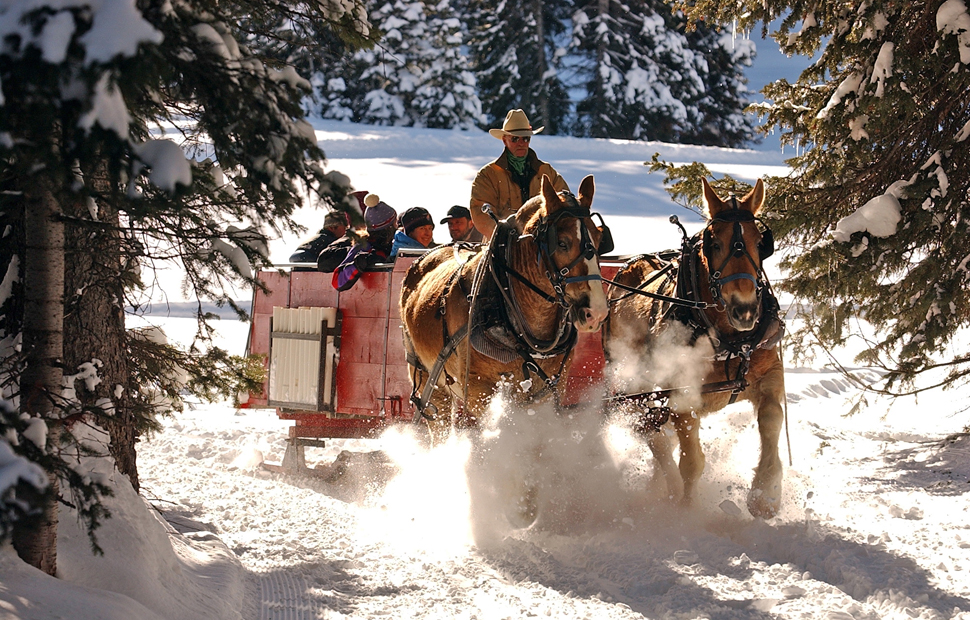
left=268, top=307, right=337, bottom=410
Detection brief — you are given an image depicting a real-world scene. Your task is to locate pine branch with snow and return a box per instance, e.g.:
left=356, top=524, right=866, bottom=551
left=666, top=0, right=970, bottom=392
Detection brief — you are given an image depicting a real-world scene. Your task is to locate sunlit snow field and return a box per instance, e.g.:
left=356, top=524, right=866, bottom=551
left=125, top=120, right=970, bottom=619
left=3, top=116, right=969, bottom=619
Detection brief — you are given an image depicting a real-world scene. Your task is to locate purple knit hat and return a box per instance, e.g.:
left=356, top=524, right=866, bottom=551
left=363, top=194, right=397, bottom=231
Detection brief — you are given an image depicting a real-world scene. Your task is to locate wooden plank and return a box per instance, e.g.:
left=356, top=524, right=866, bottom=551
left=249, top=314, right=271, bottom=357
left=290, top=270, right=339, bottom=308
left=253, top=271, right=290, bottom=314
left=290, top=418, right=385, bottom=437
left=338, top=270, right=393, bottom=318
left=335, top=361, right=385, bottom=413
left=337, top=317, right=388, bottom=364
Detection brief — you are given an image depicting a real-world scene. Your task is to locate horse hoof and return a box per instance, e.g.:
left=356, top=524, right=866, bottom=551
left=746, top=489, right=780, bottom=519
left=506, top=484, right=539, bottom=529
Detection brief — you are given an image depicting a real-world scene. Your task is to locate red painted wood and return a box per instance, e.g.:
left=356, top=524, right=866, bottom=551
left=253, top=271, right=290, bottom=314
left=248, top=256, right=621, bottom=437
left=337, top=270, right=394, bottom=318
left=290, top=270, right=339, bottom=308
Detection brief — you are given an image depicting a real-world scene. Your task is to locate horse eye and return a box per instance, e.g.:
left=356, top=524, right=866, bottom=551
left=558, top=239, right=568, bottom=250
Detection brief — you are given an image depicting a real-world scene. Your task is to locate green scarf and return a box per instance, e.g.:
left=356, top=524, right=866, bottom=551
left=506, top=150, right=528, bottom=176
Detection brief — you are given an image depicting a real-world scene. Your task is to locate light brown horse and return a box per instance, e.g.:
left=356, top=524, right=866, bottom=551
left=400, top=175, right=608, bottom=442
left=605, top=178, right=786, bottom=518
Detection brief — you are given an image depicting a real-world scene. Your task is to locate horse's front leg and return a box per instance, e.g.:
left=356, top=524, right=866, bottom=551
left=424, top=390, right=456, bottom=446
left=673, top=411, right=704, bottom=506
left=408, top=363, right=455, bottom=446
left=747, top=368, right=785, bottom=518
left=642, top=424, right=683, bottom=501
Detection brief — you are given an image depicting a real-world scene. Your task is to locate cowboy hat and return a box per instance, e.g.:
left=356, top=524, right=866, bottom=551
left=488, top=109, right=545, bottom=139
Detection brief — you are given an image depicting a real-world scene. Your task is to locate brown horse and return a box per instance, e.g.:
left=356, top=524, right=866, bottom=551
left=400, top=175, right=608, bottom=442
left=605, top=178, right=786, bottom=518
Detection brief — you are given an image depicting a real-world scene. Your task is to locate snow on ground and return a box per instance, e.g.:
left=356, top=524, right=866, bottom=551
left=129, top=315, right=970, bottom=620
left=3, top=121, right=970, bottom=619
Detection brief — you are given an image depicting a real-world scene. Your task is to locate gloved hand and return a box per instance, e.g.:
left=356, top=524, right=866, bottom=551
left=353, top=250, right=372, bottom=271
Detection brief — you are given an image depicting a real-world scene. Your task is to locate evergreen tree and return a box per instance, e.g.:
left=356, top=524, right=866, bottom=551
left=657, top=0, right=970, bottom=394
left=571, top=0, right=755, bottom=146
left=312, top=0, right=482, bottom=129
left=466, top=0, right=571, bottom=134
left=680, top=21, right=757, bottom=147
left=411, top=0, right=483, bottom=129
left=0, top=0, right=367, bottom=572
left=356, top=0, right=422, bottom=125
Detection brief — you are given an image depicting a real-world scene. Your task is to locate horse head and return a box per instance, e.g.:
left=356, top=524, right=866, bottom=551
left=519, top=175, right=609, bottom=333
left=700, top=177, right=772, bottom=332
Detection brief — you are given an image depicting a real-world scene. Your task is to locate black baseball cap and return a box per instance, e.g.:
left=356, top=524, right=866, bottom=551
left=440, top=205, right=472, bottom=223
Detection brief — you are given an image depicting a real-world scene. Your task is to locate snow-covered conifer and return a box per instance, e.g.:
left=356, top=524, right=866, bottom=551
left=665, top=0, right=970, bottom=391
left=411, top=0, right=483, bottom=129
left=571, top=0, right=755, bottom=146
left=465, top=0, right=572, bottom=134
left=0, top=0, right=368, bottom=572
left=313, top=0, right=482, bottom=129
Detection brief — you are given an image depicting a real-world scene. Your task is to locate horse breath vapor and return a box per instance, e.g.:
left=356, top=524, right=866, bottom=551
left=606, top=320, right=715, bottom=413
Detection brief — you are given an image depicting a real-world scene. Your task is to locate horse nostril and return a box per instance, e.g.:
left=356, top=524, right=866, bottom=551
left=731, top=304, right=759, bottom=325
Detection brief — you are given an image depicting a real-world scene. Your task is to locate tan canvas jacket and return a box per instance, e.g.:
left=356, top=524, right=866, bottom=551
left=469, top=149, right=568, bottom=238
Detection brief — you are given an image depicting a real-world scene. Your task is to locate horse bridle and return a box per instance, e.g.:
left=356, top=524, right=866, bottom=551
left=702, top=196, right=774, bottom=308
left=534, top=197, right=612, bottom=308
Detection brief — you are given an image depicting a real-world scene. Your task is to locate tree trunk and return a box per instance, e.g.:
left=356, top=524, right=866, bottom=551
left=15, top=183, right=64, bottom=576
left=63, top=189, right=138, bottom=491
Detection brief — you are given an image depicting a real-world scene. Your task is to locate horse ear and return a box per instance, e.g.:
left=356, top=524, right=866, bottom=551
left=577, top=175, right=595, bottom=209
left=541, top=174, right=562, bottom=213
left=701, top=177, right=724, bottom=218
left=742, top=178, right=766, bottom=216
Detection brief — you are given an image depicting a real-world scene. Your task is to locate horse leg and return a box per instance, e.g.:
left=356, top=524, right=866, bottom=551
left=747, top=373, right=785, bottom=518
left=408, top=364, right=454, bottom=446
left=673, top=411, right=705, bottom=506
left=424, top=390, right=455, bottom=446
left=642, top=425, right=683, bottom=502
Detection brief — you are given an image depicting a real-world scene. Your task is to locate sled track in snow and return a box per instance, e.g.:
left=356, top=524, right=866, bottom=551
left=258, top=571, right=326, bottom=620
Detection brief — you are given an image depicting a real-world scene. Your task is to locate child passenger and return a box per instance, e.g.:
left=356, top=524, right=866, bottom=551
left=318, top=194, right=397, bottom=291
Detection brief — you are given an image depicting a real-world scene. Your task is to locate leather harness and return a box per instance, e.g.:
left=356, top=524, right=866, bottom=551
left=406, top=211, right=596, bottom=423
left=607, top=215, right=784, bottom=432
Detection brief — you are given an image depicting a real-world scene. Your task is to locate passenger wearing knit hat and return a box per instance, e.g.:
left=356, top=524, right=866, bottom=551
left=400, top=207, right=435, bottom=237
left=317, top=193, right=397, bottom=288
left=363, top=193, right=398, bottom=231
left=391, top=206, right=437, bottom=258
